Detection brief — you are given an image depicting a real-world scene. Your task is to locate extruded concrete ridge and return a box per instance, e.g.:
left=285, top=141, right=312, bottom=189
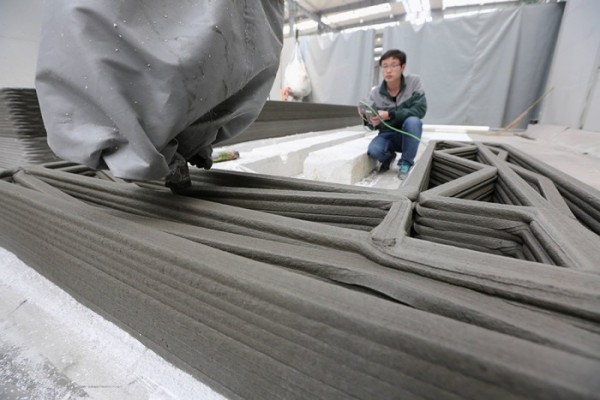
left=1, top=139, right=600, bottom=399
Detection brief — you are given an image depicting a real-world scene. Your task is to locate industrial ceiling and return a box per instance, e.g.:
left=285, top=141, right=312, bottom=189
left=284, top=0, right=560, bottom=35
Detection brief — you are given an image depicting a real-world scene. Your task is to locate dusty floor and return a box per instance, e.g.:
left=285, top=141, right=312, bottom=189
left=1, top=124, right=599, bottom=399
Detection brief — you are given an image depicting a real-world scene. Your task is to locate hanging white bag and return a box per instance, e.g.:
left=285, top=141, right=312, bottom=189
left=283, top=41, right=312, bottom=100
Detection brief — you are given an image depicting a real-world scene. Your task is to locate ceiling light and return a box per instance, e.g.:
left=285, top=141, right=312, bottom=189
left=444, top=7, right=498, bottom=19
left=402, top=0, right=430, bottom=14
left=343, top=20, right=401, bottom=33
left=443, top=0, right=514, bottom=9
left=322, top=3, right=392, bottom=24
left=401, top=0, right=432, bottom=25
left=283, top=19, right=319, bottom=35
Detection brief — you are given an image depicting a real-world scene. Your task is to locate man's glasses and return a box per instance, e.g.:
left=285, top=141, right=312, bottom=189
left=381, top=64, right=401, bottom=70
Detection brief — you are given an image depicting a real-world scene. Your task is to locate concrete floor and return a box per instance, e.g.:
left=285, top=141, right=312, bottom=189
left=1, top=124, right=599, bottom=399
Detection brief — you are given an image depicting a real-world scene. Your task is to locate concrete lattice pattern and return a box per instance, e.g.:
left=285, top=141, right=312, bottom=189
left=1, top=140, right=600, bottom=399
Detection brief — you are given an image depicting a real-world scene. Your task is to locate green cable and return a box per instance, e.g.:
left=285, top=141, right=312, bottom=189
left=359, top=100, right=425, bottom=144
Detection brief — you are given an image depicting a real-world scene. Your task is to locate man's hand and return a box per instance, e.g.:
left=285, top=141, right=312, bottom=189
left=370, top=110, right=390, bottom=126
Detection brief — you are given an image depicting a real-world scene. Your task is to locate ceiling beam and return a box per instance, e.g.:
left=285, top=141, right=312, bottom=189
left=314, top=0, right=393, bottom=15
left=287, top=0, right=334, bottom=33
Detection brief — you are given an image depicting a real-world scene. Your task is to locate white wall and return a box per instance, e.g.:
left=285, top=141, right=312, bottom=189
left=0, top=0, right=43, bottom=88
left=540, top=0, right=600, bottom=132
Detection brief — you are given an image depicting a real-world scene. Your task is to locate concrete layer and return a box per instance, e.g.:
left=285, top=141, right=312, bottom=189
left=0, top=248, right=224, bottom=399
left=0, top=88, right=58, bottom=170
left=1, top=138, right=600, bottom=399
left=222, top=101, right=359, bottom=145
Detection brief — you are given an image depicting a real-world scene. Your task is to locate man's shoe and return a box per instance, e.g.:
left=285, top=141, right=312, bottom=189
left=165, top=152, right=191, bottom=192
left=398, top=162, right=411, bottom=180
left=378, top=162, right=391, bottom=173
left=378, top=153, right=396, bottom=173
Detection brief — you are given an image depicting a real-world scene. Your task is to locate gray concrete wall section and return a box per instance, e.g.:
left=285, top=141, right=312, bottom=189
left=1, top=136, right=600, bottom=398
left=0, top=89, right=358, bottom=171
left=0, top=89, right=57, bottom=169
left=222, top=100, right=360, bottom=145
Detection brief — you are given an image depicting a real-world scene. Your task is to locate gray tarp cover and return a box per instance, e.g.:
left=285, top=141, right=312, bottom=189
left=36, top=0, right=283, bottom=180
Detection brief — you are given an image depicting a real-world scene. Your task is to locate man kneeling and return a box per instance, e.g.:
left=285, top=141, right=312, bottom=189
left=360, top=49, right=427, bottom=180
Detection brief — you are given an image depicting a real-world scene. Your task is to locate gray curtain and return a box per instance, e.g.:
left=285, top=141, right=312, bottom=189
left=298, top=30, right=374, bottom=106
left=382, top=4, right=562, bottom=128
left=540, top=0, right=600, bottom=131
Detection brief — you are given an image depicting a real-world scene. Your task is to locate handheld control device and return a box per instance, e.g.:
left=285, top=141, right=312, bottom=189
left=359, top=102, right=376, bottom=117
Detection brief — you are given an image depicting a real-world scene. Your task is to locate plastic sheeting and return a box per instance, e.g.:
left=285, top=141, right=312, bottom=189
left=539, top=0, right=600, bottom=131
left=35, top=1, right=283, bottom=180
left=298, top=30, right=375, bottom=106
left=383, top=4, right=563, bottom=128
left=283, top=41, right=312, bottom=100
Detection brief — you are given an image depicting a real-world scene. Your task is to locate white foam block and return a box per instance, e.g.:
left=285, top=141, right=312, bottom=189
left=303, top=137, right=376, bottom=184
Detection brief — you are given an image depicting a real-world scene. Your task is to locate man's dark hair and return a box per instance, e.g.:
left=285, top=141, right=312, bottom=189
left=379, top=49, right=406, bottom=66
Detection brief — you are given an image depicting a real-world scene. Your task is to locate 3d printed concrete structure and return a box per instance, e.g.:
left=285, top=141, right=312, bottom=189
left=1, top=138, right=600, bottom=399
left=1, top=89, right=599, bottom=399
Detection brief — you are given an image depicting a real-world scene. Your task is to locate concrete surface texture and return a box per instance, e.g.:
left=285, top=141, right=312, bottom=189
left=0, top=126, right=600, bottom=399
left=0, top=248, right=224, bottom=400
